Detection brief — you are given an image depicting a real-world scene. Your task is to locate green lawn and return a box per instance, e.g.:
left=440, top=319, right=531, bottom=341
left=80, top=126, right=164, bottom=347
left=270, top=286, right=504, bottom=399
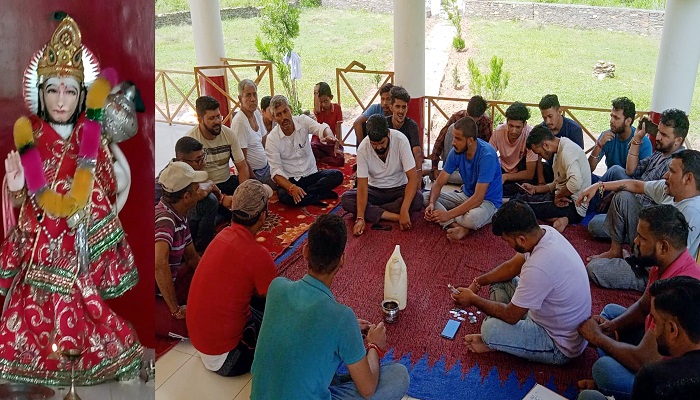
left=156, top=7, right=698, bottom=146
left=504, top=0, right=666, bottom=10
left=156, top=7, right=393, bottom=113
left=156, top=0, right=258, bottom=15
left=467, top=19, right=700, bottom=146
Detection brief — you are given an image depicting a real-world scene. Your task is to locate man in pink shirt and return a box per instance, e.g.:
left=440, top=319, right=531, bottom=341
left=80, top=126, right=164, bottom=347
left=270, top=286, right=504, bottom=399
left=489, top=102, right=537, bottom=197
left=577, top=204, right=700, bottom=398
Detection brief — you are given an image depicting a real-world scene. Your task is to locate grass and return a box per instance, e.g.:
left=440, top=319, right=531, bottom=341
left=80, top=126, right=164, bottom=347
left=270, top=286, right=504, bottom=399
left=504, top=0, right=666, bottom=10
left=466, top=19, right=700, bottom=146
left=156, top=0, right=258, bottom=15
left=156, top=7, right=393, bottom=113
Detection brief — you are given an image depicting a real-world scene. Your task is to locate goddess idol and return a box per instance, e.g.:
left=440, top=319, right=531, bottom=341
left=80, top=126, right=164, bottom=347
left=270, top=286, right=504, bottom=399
left=0, top=15, right=143, bottom=385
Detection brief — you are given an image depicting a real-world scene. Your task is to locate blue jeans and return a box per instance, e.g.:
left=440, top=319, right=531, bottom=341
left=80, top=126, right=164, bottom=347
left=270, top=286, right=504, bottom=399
left=591, top=304, right=644, bottom=400
left=329, top=363, right=409, bottom=400
left=481, top=279, right=572, bottom=365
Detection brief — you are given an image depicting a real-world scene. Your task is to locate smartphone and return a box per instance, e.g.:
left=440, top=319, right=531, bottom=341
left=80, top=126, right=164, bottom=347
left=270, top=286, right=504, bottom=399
left=447, top=284, right=460, bottom=295
left=516, top=183, right=532, bottom=194
left=441, top=319, right=461, bottom=340
left=371, top=223, right=392, bottom=231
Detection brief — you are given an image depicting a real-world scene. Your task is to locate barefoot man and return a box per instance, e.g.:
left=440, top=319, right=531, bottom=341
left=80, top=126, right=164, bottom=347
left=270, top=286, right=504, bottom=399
left=424, top=116, right=502, bottom=240
left=452, top=200, right=591, bottom=365
left=515, top=125, right=591, bottom=232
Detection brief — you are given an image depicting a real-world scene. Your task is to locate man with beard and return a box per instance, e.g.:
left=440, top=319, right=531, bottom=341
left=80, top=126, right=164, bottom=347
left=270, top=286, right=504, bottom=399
left=341, top=115, right=422, bottom=235
left=188, top=96, right=250, bottom=198
left=588, top=97, right=652, bottom=178
left=386, top=86, right=423, bottom=180
left=454, top=200, right=591, bottom=365
left=537, top=94, right=584, bottom=184
left=585, top=109, right=689, bottom=260
left=517, top=125, right=591, bottom=232
left=577, top=205, right=700, bottom=399
left=578, top=150, right=700, bottom=291
left=428, top=95, right=493, bottom=184
left=577, top=276, right=700, bottom=400
left=265, top=95, right=344, bottom=207
left=353, top=82, right=394, bottom=145
left=424, top=116, right=502, bottom=240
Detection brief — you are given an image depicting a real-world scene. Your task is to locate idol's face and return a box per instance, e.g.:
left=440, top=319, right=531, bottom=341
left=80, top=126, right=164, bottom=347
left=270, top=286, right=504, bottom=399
left=42, top=77, right=80, bottom=123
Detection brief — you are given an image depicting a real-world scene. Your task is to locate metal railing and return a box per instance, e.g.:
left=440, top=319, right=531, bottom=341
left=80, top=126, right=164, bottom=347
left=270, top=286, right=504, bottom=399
left=335, top=62, right=394, bottom=146
left=156, top=58, right=274, bottom=126
left=425, top=96, right=653, bottom=156
left=155, top=69, right=198, bottom=126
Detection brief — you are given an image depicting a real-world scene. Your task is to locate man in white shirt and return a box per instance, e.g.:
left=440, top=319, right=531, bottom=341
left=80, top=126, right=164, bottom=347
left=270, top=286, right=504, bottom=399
left=265, top=95, right=344, bottom=207
left=577, top=149, right=700, bottom=291
left=188, top=96, right=250, bottom=197
left=454, top=200, right=591, bottom=365
left=341, top=115, right=422, bottom=235
left=231, top=79, right=275, bottom=188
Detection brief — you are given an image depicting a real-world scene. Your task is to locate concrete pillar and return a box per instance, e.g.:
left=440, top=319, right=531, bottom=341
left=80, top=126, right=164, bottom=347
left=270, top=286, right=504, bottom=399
left=394, top=0, right=426, bottom=146
left=189, top=0, right=230, bottom=122
left=649, top=0, right=700, bottom=124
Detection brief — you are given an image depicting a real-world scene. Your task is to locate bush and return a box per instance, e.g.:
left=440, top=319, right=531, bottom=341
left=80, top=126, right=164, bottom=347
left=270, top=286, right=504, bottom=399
left=300, top=0, right=321, bottom=7
left=452, top=66, right=461, bottom=89
left=255, top=0, right=302, bottom=113
left=468, top=56, right=511, bottom=125
left=442, top=0, right=465, bottom=51
left=452, top=36, right=465, bottom=51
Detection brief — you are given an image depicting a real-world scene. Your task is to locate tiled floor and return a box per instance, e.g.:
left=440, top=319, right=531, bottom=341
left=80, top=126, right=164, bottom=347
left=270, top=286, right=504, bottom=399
left=0, top=348, right=155, bottom=400
left=155, top=340, right=420, bottom=400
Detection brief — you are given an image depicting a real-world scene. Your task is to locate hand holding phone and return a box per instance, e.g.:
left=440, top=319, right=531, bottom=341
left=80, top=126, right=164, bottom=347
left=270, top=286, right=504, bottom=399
left=447, top=284, right=460, bottom=295
left=516, top=183, right=534, bottom=195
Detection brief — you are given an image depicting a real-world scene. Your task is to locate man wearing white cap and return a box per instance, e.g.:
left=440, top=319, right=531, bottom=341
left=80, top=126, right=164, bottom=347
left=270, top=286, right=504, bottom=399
left=155, top=161, right=209, bottom=339
left=187, top=180, right=278, bottom=376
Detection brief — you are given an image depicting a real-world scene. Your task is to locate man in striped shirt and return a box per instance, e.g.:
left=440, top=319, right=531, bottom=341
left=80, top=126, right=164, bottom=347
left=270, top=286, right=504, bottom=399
left=188, top=96, right=250, bottom=198
left=155, top=161, right=208, bottom=338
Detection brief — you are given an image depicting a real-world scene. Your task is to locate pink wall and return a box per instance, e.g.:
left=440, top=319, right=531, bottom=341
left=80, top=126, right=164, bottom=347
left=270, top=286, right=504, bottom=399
left=0, top=2, right=155, bottom=348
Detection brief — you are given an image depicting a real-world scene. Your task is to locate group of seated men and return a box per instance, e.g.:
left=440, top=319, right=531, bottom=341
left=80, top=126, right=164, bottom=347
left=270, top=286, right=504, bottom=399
left=154, top=81, right=700, bottom=399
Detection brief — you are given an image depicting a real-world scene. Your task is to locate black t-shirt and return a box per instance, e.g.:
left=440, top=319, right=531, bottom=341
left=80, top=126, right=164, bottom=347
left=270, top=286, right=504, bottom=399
left=387, top=116, right=420, bottom=150
left=631, top=349, right=700, bottom=400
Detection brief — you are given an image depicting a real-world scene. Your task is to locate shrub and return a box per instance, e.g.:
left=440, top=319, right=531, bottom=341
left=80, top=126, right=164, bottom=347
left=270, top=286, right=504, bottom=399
left=255, top=0, right=302, bottom=113
left=442, top=0, right=465, bottom=51
left=468, top=56, right=511, bottom=125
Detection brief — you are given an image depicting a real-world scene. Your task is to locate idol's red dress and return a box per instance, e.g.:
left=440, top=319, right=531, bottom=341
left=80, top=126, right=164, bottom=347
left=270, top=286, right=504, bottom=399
left=0, top=115, right=142, bottom=385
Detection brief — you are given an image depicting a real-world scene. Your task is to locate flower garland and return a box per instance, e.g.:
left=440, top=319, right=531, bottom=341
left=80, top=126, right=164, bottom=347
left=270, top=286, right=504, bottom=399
left=13, top=73, right=113, bottom=218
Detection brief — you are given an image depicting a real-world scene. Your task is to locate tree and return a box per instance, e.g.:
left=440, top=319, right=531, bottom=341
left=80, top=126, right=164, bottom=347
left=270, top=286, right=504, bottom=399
left=255, top=0, right=302, bottom=113
left=441, top=0, right=465, bottom=51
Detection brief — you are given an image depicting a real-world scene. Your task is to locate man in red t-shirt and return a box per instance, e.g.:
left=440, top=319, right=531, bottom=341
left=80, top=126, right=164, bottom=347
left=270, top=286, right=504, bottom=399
left=186, top=180, right=277, bottom=376
left=312, top=81, right=345, bottom=166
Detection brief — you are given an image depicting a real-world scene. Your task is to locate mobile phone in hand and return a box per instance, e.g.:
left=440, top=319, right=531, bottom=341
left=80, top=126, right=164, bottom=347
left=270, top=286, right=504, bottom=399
left=447, top=284, right=460, bottom=295
left=516, top=183, right=533, bottom=195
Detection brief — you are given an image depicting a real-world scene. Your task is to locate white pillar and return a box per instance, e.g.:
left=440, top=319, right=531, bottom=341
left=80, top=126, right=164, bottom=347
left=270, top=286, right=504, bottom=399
left=650, top=0, right=700, bottom=116
left=393, top=0, right=425, bottom=98
left=188, top=0, right=230, bottom=120
left=189, top=0, right=226, bottom=69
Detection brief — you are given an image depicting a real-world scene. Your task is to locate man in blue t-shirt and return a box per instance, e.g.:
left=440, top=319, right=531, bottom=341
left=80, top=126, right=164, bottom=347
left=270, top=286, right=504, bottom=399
left=424, top=116, right=503, bottom=240
left=250, top=214, right=409, bottom=400
left=588, top=97, right=652, bottom=180
left=538, top=94, right=584, bottom=183
left=352, top=82, right=394, bottom=145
